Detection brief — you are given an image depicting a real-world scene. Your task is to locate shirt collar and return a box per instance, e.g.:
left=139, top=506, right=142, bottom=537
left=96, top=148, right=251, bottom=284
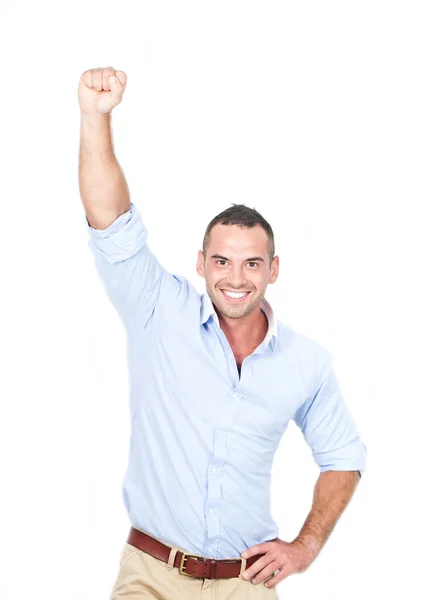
left=200, top=292, right=278, bottom=351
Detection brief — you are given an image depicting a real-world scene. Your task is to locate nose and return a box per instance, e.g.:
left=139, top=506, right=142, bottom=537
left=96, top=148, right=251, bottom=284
left=226, top=264, right=249, bottom=289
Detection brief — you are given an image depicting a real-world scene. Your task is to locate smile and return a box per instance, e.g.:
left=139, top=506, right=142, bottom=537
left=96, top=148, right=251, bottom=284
left=220, top=289, right=251, bottom=302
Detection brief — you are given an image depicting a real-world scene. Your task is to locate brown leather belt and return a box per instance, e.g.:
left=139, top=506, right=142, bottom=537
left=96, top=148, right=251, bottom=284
left=127, top=526, right=263, bottom=579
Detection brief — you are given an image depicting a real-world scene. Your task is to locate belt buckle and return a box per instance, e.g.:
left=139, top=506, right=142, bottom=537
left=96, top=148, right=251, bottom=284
left=179, top=552, right=207, bottom=578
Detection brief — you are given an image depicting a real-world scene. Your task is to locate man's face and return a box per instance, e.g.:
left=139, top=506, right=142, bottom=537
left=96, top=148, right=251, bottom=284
left=196, top=223, right=279, bottom=320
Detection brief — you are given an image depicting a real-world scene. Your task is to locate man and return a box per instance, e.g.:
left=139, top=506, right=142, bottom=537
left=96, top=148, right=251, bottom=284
left=78, top=66, right=367, bottom=600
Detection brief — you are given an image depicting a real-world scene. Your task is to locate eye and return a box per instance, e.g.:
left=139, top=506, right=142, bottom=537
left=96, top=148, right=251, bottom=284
left=217, top=260, right=228, bottom=266
left=247, top=262, right=259, bottom=268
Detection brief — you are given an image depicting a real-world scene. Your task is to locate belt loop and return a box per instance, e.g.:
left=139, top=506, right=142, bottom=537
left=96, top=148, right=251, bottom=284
left=167, top=546, right=178, bottom=570
left=239, top=557, right=247, bottom=578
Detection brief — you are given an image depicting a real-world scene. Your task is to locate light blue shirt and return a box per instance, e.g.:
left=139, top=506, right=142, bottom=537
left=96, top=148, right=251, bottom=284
left=86, top=202, right=367, bottom=559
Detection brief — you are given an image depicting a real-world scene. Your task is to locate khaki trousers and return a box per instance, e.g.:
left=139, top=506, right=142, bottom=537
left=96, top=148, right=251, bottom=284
left=110, top=540, right=279, bottom=599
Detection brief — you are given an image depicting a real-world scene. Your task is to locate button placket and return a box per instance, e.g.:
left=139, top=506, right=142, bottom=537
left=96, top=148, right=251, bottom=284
left=204, top=388, right=246, bottom=555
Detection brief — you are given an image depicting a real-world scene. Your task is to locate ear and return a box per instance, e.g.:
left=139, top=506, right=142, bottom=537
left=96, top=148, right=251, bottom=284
left=196, top=250, right=205, bottom=278
left=268, top=255, right=279, bottom=284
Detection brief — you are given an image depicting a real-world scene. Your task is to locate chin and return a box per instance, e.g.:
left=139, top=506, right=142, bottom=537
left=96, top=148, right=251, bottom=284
left=218, top=306, right=247, bottom=319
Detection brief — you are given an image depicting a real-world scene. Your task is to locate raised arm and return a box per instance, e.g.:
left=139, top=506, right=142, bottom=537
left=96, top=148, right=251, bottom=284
left=78, top=66, right=130, bottom=229
left=78, top=66, right=186, bottom=331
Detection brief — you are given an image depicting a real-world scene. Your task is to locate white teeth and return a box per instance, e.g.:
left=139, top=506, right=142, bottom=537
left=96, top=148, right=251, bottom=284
left=223, top=290, right=248, bottom=299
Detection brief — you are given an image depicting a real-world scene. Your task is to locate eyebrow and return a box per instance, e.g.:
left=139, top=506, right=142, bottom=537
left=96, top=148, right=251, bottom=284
left=209, top=253, right=265, bottom=263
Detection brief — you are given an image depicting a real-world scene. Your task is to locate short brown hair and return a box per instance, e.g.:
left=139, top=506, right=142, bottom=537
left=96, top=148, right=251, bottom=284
left=203, top=204, right=275, bottom=263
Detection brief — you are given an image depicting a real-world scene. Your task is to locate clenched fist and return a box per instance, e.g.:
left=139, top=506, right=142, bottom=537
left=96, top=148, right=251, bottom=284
left=78, top=66, right=127, bottom=116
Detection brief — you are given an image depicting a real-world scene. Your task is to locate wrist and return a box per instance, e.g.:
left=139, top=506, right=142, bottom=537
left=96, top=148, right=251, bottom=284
left=80, top=110, right=111, bottom=122
left=291, top=535, right=321, bottom=564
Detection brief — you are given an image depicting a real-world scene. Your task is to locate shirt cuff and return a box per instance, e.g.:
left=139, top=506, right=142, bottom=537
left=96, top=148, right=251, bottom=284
left=86, top=202, right=148, bottom=264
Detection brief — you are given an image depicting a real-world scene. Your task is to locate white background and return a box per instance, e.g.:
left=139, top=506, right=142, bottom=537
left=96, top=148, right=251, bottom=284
left=1, top=1, right=425, bottom=599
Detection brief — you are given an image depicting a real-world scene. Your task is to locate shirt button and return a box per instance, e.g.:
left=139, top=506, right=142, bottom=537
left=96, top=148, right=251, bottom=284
left=208, top=508, right=217, bottom=514
left=218, top=431, right=224, bottom=437
left=211, top=467, right=220, bottom=473
left=207, top=547, right=214, bottom=553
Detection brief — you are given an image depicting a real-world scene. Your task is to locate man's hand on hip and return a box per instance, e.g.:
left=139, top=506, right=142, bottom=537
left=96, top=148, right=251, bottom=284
left=240, top=538, right=313, bottom=588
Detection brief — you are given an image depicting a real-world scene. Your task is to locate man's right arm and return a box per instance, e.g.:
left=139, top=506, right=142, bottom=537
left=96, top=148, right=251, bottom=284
left=79, top=111, right=130, bottom=230
left=78, top=67, right=185, bottom=331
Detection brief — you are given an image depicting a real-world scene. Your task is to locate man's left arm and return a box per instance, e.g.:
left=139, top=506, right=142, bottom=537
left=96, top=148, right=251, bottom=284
left=240, top=351, right=367, bottom=588
left=289, top=351, right=367, bottom=565
left=291, top=469, right=361, bottom=565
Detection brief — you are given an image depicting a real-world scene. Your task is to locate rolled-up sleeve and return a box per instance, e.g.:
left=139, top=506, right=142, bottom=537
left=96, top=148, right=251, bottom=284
left=86, top=202, right=184, bottom=330
left=292, top=351, right=367, bottom=477
left=86, top=202, right=146, bottom=264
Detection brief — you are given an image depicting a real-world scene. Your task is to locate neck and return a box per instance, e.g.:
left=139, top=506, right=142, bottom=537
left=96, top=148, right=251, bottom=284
left=217, top=305, right=269, bottom=348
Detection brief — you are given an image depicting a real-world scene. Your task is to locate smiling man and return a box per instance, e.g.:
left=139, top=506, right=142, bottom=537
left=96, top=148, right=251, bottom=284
left=79, top=66, right=367, bottom=600
left=196, top=209, right=279, bottom=376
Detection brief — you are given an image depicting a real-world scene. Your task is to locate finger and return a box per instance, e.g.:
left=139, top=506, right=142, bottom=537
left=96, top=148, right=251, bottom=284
left=241, top=554, right=271, bottom=580
left=109, top=74, right=124, bottom=107
left=264, top=564, right=291, bottom=588
left=91, top=67, right=103, bottom=92
left=251, top=561, right=280, bottom=585
left=114, top=69, right=128, bottom=89
left=241, top=542, right=272, bottom=559
left=80, top=69, right=95, bottom=89
left=102, top=66, right=116, bottom=91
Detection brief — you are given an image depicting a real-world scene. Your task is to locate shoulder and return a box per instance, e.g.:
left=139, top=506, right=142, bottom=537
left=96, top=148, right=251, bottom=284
left=276, top=320, right=332, bottom=368
left=154, top=273, right=205, bottom=324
